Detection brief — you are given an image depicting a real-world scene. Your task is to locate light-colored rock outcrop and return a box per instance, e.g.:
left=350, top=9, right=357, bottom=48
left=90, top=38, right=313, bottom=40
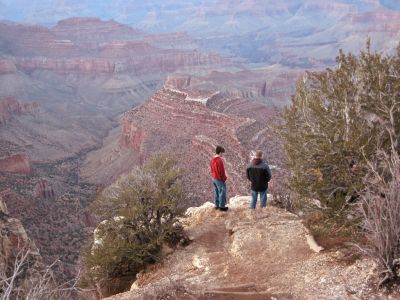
left=106, top=196, right=378, bottom=300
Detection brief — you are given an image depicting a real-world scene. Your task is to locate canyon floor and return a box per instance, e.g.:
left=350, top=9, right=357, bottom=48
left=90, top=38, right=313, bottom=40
left=105, top=196, right=400, bottom=300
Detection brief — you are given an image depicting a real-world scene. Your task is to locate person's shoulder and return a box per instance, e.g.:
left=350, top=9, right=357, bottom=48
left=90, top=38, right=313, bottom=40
left=261, top=160, right=270, bottom=168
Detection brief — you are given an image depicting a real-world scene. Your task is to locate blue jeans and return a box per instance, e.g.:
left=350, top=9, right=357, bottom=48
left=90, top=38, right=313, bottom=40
left=250, top=190, right=267, bottom=209
left=212, top=179, right=227, bottom=208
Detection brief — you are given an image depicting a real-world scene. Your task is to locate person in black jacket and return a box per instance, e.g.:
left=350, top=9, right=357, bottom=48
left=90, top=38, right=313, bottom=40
left=246, top=150, right=272, bottom=209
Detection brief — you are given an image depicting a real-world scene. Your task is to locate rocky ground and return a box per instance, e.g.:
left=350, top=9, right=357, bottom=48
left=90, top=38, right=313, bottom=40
left=105, top=196, right=400, bottom=300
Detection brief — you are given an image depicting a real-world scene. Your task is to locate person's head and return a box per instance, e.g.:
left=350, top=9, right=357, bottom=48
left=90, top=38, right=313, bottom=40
left=255, top=150, right=263, bottom=159
left=215, top=145, right=225, bottom=155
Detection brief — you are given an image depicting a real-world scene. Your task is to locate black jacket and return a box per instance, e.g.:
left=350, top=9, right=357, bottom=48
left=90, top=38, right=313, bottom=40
left=246, top=159, right=272, bottom=192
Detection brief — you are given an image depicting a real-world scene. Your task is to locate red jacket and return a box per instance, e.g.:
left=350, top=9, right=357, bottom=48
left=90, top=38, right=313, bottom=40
left=210, top=156, right=227, bottom=182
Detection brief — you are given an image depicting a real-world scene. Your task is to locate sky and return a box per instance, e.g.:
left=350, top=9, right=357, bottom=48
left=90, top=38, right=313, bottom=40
left=379, top=0, right=400, bottom=10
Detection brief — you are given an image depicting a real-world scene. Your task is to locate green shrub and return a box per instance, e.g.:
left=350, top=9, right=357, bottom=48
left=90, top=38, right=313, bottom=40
left=84, top=153, right=185, bottom=294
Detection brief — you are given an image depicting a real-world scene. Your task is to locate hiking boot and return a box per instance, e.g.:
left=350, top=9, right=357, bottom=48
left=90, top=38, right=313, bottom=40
left=214, top=206, right=219, bottom=210
left=219, top=207, right=229, bottom=211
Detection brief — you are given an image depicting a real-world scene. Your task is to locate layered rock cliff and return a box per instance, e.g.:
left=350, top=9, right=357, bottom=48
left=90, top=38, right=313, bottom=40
left=165, top=69, right=302, bottom=106
left=0, top=18, right=225, bottom=76
left=164, top=73, right=285, bottom=161
left=13, top=49, right=223, bottom=75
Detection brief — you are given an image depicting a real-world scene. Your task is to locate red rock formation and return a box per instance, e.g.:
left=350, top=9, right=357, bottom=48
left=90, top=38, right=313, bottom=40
left=0, top=154, right=31, bottom=174
left=34, top=179, right=55, bottom=200
left=14, top=50, right=224, bottom=75
left=0, top=97, right=39, bottom=126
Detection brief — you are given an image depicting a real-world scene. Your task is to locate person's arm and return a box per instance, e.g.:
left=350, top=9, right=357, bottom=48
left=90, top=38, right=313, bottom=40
left=246, top=166, right=250, bottom=181
left=217, top=158, right=227, bottom=182
left=265, top=164, right=272, bottom=182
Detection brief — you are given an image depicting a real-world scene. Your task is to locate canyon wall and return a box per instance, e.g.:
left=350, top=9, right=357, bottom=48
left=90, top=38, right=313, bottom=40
left=0, top=18, right=228, bottom=283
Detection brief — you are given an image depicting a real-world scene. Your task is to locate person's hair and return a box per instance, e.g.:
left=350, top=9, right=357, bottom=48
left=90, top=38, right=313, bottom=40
left=255, top=150, right=263, bottom=159
left=215, top=146, right=225, bottom=155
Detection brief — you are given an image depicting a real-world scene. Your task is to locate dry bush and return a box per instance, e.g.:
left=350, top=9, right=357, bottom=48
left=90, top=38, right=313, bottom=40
left=0, top=247, right=84, bottom=300
left=269, top=168, right=295, bottom=212
left=359, top=145, right=400, bottom=286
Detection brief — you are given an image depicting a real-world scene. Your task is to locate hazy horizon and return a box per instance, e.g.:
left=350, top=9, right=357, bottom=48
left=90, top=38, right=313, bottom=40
left=0, top=0, right=399, bottom=29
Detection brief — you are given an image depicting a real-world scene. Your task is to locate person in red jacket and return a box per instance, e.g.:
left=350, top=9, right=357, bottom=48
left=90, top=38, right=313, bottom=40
left=210, top=145, right=228, bottom=211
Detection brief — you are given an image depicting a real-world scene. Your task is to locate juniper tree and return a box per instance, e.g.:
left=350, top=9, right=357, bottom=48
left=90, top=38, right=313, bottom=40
left=282, top=42, right=400, bottom=217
